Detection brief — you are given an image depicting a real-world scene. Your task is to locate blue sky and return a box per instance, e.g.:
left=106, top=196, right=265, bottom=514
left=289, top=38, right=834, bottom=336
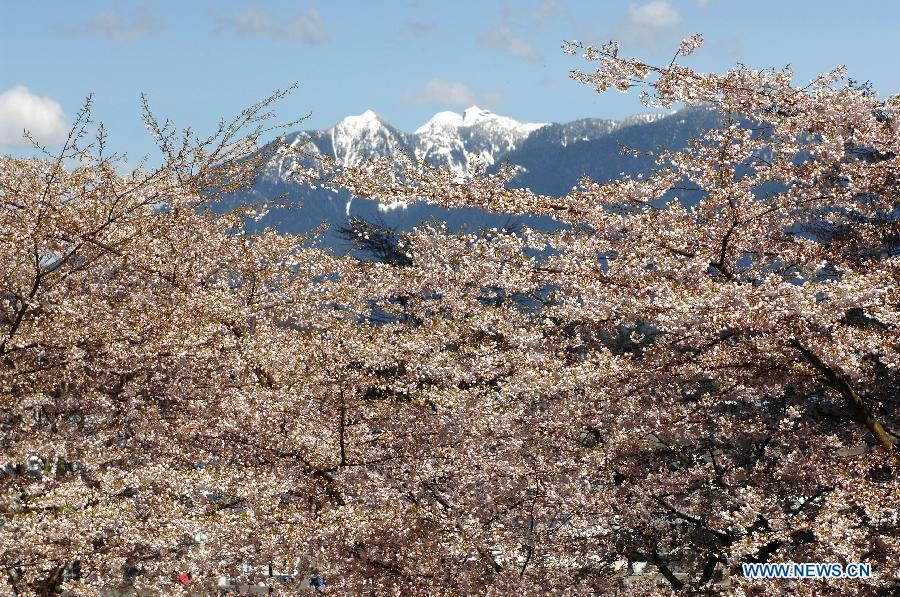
left=2, top=1, right=899, bottom=159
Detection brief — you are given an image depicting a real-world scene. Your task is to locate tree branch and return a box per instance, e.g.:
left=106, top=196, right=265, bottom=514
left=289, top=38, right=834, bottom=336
left=791, top=340, right=894, bottom=451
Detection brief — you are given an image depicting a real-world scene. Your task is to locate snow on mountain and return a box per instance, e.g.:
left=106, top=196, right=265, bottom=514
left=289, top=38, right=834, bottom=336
left=302, top=107, right=668, bottom=179
left=461, top=106, right=545, bottom=135
left=257, top=106, right=550, bottom=180
left=331, top=110, right=411, bottom=167
left=258, top=130, right=324, bottom=182
left=254, top=107, right=674, bottom=187
left=614, top=112, right=670, bottom=128
left=412, top=111, right=468, bottom=175
left=415, top=110, right=464, bottom=132
left=412, top=106, right=546, bottom=176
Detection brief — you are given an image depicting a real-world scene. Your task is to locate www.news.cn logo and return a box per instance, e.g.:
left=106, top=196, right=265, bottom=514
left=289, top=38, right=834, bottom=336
left=742, top=562, right=872, bottom=579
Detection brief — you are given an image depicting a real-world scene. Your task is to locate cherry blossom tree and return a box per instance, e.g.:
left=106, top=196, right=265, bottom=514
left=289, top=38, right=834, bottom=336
left=2, top=34, right=898, bottom=595
left=327, top=34, right=899, bottom=594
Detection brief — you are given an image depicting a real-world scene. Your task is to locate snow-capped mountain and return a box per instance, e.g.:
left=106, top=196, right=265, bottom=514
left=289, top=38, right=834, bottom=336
left=413, top=106, right=546, bottom=176
left=257, top=105, right=548, bottom=185
left=255, top=107, right=684, bottom=190
left=331, top=110, right=410, bottom=167
left=228, top=105, right=722, bottom=249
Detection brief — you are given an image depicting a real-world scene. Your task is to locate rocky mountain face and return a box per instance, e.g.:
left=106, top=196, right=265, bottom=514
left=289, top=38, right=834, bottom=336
left=229, top=105, right=722, bottom=249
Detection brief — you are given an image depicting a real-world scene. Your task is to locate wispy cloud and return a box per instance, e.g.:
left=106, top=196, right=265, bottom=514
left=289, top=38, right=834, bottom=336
left=68, top=8, right=161, bottom=42
left=614, top=1, right=682, bottom=50
left=479, top=26, right=540, bottom=61
left=406, top=80, right=503, bottom=107
left=481, top=91, right=505, bottom=105
left=0, top=86, right=68, bottom=148
left=403, top=19, right=433, bottom=35
left=696, top=0, right=711, bottom=7
left=533, top=0, right=562, bottom=24
left=216, top=6, right=328, bottom=44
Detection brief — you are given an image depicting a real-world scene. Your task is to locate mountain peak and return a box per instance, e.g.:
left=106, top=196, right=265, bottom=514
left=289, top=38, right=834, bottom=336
left=463, top=106, right=492, bottom=123
left=331, top=109, right=405, bottom=168
left=336, top=109, right=383, bottom=129
left=415, top=110, right=464, bottom=134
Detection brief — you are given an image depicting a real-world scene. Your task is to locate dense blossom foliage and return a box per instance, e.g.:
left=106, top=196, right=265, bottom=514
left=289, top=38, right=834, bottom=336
left=2, top=36, right=898, bottom=595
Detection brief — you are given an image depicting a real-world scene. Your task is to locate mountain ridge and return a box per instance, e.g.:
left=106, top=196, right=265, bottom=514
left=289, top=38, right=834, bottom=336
left=229, top=104, right=723, bottom=249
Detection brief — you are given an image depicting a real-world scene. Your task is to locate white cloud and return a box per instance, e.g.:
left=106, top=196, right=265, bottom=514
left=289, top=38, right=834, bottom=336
left=74, top=8, right=161, bottom=42
left=217, top=6, right=328, bottom=44
left=0, top=86, right=69, bottom=148
left=629, top=1, right=680, bottom=29
left=479, top=26, right=540, bottom=62
left=406, top=80, right=502, bottom=107
left=615, top=1, right=682, bottom=50
left=407, top=80, right=477, bottom=106
left=696, top=0, right=711, bottom=7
